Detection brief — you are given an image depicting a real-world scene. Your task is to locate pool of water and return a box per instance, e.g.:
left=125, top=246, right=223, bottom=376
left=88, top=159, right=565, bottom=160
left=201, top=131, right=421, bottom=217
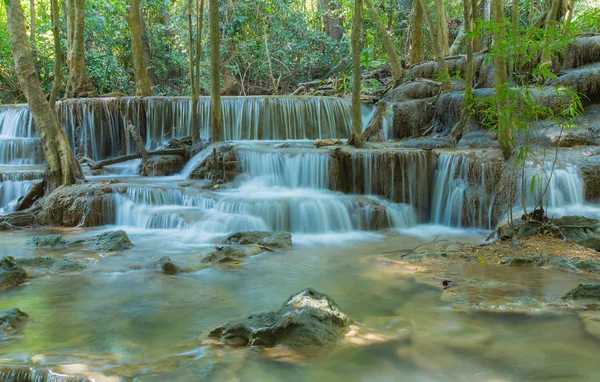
left=1, top=227, right=599, bottom=381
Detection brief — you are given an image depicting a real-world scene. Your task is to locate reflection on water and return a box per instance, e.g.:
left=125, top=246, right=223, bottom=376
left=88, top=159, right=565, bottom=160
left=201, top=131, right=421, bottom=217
left=0, top=229, right=599, bottom=381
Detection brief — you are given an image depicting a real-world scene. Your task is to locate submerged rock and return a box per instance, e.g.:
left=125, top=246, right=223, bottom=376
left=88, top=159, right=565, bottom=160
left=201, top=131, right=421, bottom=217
left=562, top=283, right=600, bottom=303
left=16, top=256, right=89, bottom=276
left=24, top=235, right=68, bottom=248
left=92, top=230, right=133, bottom=252
left=503, top=254, right=548, bottom=266
left=149, top=256, right=180, bottom=274
left=0, top=308, right=30, bottom=340
left=201, top=245, right=264, bottom=265
left=208, top=288, right=354, bottom=348
left=0, top=257, right=26, bottom=292
left=221, top=231, right=292, bottom=249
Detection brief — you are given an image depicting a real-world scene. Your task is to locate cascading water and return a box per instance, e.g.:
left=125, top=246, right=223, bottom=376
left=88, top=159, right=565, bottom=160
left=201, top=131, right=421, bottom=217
left=0, top=105, right=43, bottom=166
left=430, top=151, right=498, bottom=229
left=0, top=171, right=44, bottom=213
left=516, top=161, right=593, bottom=218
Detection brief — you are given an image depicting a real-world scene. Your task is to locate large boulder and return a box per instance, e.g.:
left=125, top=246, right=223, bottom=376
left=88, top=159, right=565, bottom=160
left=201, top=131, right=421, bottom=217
left=141, top=155, right=186, bottom=176
left=221, top=231, right=292, bottom=249
left=92, top=230, right=133, bottom=252
left=38, top=183, right=113, bottom=227
left=208, top=288, right=354, bottom=348
left=0, top=257, right=26, bottom=292
left=0, top=308, right=30, bottom=340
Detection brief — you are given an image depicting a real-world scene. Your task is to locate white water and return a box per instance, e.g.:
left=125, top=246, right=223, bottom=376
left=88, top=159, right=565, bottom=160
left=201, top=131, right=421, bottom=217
left=430, top=151, right=496, bottom=229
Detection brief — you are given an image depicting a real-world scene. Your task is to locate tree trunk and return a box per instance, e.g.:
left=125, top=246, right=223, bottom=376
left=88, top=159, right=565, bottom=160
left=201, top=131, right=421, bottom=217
left=5, top=0, right=84, bottom=190
left=511, top=0, right=519, bottom=37
left=350, top=0, right=364, bottom=147
left=320, top=0, right=344, bottom=41
left=66, top=0, right=97, bottom=98
left=410, top=0, right=423, bottom=65
left=49, top=0, right=64, bottom=108
left=365, top=0, right=403, bottom=83
left=471, top=0, right=481, bottom=51
left=463, top=0, right=474, bottom=103
left=139, top=10, right=158, bottom=85
left=540, top=0, right=561, bottom=70
left=482, top=0, right=492, bottom=48
left=29, top=0, right=36, bottom=52
left=433, top=0, right=449, bottom=56
left=127, top=0, right=153, bottom=96
left=449, top=24, right=465, bottom=55
left=492, top=0, right=511, bottom=158
left=189, top=0, right=205, bottom=143
left=564, top=0, right=574, bottom=30
left=419, top=0, right=450, bottom=85
left=209, top=0, right=223, bottom=142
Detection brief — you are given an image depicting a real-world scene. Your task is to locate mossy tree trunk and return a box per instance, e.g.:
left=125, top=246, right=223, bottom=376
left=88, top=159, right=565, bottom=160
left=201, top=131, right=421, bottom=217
left=433, top=0, right=449, bottom=56
left=471, top=0, right=481, bottom=51
left=209, top=0, right=223, bottom=142
left=29, top=0, right=36, bottom=52
left=5, top=0, right=84, bottom=190
left=49, top=0, right=63, bottom=108
left=127, top=0, right=153, bottom=96
left=492, top=0, right=512, bottom=158
left=540, top=0, right=561, bottom=69
left=66, top=0, right=97, bottom=98
left=410, top=0, right=423, bottom=65
left=350, top=0, right=364, bottom=147
left=364, top=0, right=403, bottom=83
left=188, top=0, right=205, bottom=143
left=419, top=0, right=450, bottom=86
left=464, top=0, right=474, bottom=104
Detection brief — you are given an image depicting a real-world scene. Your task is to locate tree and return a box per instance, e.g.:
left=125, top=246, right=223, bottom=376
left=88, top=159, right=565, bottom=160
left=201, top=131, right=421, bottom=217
left=210, top=0, right=223, bottom=142
left=49, top=0, right=63, bottom=108
left=364, top=0, right=403, bottom=83
left=492, top=0, right=511, bottom=158
left=410, top=0, right=423, bottom=65
left=127, top=0, right=153, bottom=96
left=29, top=0, right=35, bottom=52
left=350, top=0, right=363, bottom=147
left=419, top=0, right=450, bottom=85
left=434, top=0, right=449, bottom=55
left=5, top=0, right=83, bottom=190
left=320, top=0, right=344, bottom=41
left=189, top=0, right=205, bottom=143
left=66, top=0, right=97, bottom=98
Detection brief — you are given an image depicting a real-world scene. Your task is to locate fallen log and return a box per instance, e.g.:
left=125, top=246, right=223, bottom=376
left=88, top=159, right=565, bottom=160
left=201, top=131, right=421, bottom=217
left=88, top=149, right=186, bottom=170
left=16, top=180, right=44, bottom=211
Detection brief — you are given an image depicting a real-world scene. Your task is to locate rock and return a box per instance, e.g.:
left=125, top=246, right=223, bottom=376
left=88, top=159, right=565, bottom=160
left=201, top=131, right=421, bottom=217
left=0, top=308, right=30, bottom=340
left=38, top=183, right=113, bottom=227
left=577, top=236, right=600, bottom=251
left=92, top=230, right=133, bottom=252
left=221, top=231, right=292, bottom=249
left=201, top=245, right=264, bottom=265
left=141, top=155, right=186, bottom=176
left=562, top=283, right=600, bottom=302
left=314, top=139, right=337, bottom=148
left=505, top=254, right=548, bottom=266
left=509, top=237, right=523, bottom=250
left=208, top=288, right=354, bottom=348
left=575, top=259, right=600, bottom=273
left=0, top=257, right=27, bottom=292
left=16, top=256, right=89, bottom=276
left=150, top=256, right=179, bottom=274
left=548, top=257, right=581, bottom=273
left=25, top=235, right=68, bottom=248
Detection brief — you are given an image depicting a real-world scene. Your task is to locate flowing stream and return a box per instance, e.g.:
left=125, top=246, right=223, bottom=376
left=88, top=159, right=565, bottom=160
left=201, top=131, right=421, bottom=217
left=1, top=98, right=599, bottom=381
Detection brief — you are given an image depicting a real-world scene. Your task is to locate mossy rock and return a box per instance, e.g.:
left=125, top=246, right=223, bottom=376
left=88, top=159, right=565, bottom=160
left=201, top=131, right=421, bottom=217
left=0, top=308, right=30, bottom=340
left=563, top=283, right=600, bottom=303
left=92, top=230, right=133, bottom=252
left=221, top=231, right=292, bottom=249
left=208, top=288, right=354, bottom=348
left=25, top=235, right=68, bottom=248
left=0, top=257, right=26, bottom=292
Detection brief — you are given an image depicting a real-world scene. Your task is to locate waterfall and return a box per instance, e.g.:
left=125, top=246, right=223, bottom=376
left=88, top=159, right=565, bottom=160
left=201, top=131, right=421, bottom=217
left=0, top=171, right=44, bottom=213
left=236, top=146, right=332, bottom=189
left=0, top=105, right=34, bottom=137
left=0, top=105, right=42, bottom=166
left=518, top=161, right=585, bottom=213
left=350, top=150, right=430, bottom=218
left=430, top=151, right=497, bottom=229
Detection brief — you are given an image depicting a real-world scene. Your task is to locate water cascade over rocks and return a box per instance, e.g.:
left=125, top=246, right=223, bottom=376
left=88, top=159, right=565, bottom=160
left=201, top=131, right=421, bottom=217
left=1, top=97, right=599, bottom=234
